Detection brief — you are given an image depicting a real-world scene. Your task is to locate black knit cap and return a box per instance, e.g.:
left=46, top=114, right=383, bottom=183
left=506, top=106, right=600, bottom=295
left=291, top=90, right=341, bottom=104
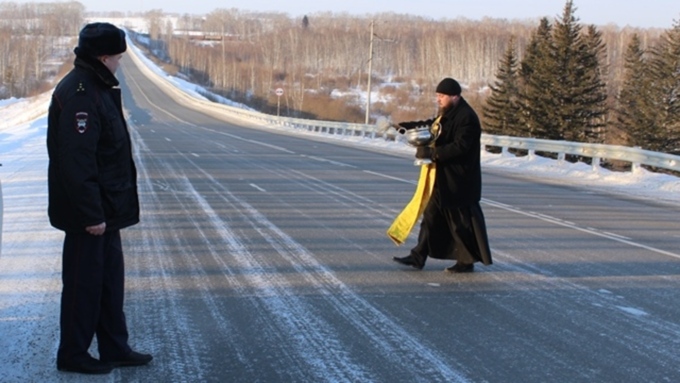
left=435, top=77, right=462, bottom=96
left=75, top=22, right=127, bottom=57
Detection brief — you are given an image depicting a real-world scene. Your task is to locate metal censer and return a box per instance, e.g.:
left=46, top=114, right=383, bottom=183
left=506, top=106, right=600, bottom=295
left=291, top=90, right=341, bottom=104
left=401, top=121, right=441, bottom=166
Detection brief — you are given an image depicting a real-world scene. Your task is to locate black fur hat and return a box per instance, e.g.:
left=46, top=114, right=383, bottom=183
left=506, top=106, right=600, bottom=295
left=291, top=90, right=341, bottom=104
left=75, top=22, right=127, bottom=57
left=435, top=77, right=462, bottom=96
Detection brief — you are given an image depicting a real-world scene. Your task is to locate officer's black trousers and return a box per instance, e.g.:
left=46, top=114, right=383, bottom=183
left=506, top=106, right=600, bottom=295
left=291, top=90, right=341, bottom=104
left=57, top=230, right=131, bottom=363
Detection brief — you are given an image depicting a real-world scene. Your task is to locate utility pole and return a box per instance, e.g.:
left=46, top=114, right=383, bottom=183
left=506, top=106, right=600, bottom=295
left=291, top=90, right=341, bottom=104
left=365, top=20, right=374, bottom=125
left=221, top=23, right=226, bottom=90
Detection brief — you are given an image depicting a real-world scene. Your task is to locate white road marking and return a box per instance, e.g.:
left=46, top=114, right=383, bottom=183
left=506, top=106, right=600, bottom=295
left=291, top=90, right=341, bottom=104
left=249, top=183, right=266, bottom=192
left=363, top=170, right=416, bottom=184
left=616, top=306, right=649, bottom=317
left=482, top=198, right=680, bottom=260
left=194, top=126, right=296, bottom=153
left=302, top=155, right=357, bottom=168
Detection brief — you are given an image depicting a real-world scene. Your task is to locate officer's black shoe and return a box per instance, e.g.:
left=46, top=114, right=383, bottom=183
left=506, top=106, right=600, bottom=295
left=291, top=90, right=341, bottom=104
left=103, top=351, right=153, bottom=367
left=445, top=262, right=474, bottom=273
left=393, top=255, right=424, bottom=270
left=57, top=356, right=113, bottom=374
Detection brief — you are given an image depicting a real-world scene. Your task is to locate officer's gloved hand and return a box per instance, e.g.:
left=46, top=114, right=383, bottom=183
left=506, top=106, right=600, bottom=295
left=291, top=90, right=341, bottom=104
left=416, top=146, right=435, bottom=160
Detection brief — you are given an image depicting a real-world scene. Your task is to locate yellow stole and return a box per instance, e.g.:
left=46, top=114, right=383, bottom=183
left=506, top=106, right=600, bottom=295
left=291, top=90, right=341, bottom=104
left=386, top=116, right=441, bottom=245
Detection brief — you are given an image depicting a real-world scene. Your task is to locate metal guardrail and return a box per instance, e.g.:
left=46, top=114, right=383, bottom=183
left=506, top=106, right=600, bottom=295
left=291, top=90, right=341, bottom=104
left=481, top=135, right=680, bottom=173
left=127, top=40, right=680, bottom=175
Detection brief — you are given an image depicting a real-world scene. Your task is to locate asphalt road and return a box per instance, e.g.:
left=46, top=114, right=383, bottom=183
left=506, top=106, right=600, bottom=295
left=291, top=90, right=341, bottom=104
left=6, top=54, right=678, bottom=382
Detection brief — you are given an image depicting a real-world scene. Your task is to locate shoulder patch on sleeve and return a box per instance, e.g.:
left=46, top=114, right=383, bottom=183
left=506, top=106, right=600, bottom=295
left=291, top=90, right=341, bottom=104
left=75, top=112, right=89, bottom=133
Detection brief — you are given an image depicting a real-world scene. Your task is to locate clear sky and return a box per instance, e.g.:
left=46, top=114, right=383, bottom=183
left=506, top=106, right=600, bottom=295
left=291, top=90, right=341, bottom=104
left=38, top=0, right=680, bottom=29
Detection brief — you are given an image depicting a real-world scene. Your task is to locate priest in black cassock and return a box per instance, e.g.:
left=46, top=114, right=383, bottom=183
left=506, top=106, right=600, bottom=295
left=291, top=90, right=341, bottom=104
left=393, top=77, right=492, bottom=273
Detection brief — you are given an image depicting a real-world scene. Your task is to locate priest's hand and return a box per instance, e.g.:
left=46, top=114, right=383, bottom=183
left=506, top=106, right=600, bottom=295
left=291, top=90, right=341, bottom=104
left=416, top=146, right=435, bottom=160
left=398, top=119, right=435, bottom=131
left=398, top=121, right=418, bottom=131
left=86, top=222, right=106, bottom=236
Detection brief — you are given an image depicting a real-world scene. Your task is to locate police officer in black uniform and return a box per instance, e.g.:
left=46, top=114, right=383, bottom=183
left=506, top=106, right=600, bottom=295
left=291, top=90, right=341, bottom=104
left=47, top=22, right=152, bottom=375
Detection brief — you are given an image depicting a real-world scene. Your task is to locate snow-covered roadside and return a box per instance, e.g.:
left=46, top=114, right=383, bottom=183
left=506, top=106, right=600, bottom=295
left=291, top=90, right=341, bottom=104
left=0, top=105, right=65, bottom=381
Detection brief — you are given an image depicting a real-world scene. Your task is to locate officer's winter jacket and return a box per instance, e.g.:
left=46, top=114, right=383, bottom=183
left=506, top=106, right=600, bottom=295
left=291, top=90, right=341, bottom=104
left=47, top=53, right=139, bottom=233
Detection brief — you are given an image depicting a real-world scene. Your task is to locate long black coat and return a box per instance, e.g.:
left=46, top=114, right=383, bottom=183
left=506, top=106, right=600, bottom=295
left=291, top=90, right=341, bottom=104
left=432, top=97, right=483, bottom=208
left=402, top=97, right=491, bottom=265
left=47, top=54, right=139, bottom=233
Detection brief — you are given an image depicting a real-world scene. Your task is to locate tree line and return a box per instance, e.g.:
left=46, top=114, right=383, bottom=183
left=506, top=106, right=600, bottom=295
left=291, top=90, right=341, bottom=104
left=483, top=0, right=680, bottom=155
left=0, top=1, right=83, bottom=98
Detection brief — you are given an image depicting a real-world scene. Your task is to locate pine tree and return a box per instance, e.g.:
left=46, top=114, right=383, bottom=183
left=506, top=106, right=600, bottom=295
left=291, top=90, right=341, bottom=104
left=518, top=17, right=559, bottom=139
left=518, top=0, right=610, bottom=145
left=550, top=0, right=585, bottom=141
left=647, top=19, right=680, bottom=154
left=483, top=36, right=522, bottom=136
left=616, top=34, right=656, bottom=149
left=579, top=25, right=609, bottom=144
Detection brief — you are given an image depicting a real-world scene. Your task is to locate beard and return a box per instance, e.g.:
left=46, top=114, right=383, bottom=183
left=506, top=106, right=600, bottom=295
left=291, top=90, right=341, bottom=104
left=437, top=97, right=456, bottom=116
left=438, top=104, right=451, bottom=116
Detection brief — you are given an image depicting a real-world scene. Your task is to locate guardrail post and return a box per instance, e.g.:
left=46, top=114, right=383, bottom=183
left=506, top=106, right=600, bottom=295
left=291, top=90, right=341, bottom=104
left=631, top=162, right=641, bottom=174
left=592, top=157, right=600, bottom=171
left=558, top=152, right=566, bottom=164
